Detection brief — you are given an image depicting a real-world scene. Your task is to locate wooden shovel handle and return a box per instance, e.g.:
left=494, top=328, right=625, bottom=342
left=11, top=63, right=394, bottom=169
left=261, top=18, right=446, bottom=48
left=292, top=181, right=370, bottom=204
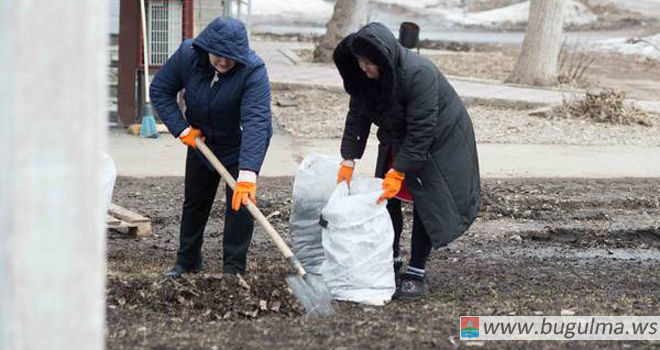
left=195, top=138, right=306, bottom=277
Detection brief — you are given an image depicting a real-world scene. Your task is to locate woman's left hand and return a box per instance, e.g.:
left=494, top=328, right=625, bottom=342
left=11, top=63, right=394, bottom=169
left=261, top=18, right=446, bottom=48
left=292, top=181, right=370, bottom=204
left=232, top=170, right=257, bottom=211
left=378, top=170, right=405, bottom=203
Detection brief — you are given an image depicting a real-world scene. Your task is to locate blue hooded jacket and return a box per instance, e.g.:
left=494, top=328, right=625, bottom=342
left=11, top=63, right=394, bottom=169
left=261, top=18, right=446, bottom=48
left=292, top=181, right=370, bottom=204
left=150, top=17, right=272, bottom=173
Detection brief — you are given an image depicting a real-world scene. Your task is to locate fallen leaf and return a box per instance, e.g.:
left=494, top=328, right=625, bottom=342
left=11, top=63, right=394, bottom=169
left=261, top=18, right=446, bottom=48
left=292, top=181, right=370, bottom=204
left=561, top=309, right=576, bottom=316
left=465, top=341, right=485, bottom=347
left=237, top=275, right=251, bottom=291
left=270, top=300, right=281, bottom=312
left=266, top=210, right=281, bottom=219
left=447, top=336, right=457, bottom=346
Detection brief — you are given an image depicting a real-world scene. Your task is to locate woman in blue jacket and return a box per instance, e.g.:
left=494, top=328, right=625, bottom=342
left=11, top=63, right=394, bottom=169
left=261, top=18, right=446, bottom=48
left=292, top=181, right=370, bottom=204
left=150, top=17, right=272, bottom=277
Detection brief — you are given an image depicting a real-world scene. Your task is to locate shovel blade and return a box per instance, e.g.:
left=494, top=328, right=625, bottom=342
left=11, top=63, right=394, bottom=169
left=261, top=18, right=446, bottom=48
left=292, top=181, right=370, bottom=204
left=302, top=273, right=334, bottom=303
left=286, top=273, right=334, bottom=316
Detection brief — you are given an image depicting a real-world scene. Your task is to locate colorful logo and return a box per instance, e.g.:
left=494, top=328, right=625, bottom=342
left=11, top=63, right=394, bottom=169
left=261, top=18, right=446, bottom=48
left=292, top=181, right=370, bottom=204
left=461, top=316, right=480, bottom=338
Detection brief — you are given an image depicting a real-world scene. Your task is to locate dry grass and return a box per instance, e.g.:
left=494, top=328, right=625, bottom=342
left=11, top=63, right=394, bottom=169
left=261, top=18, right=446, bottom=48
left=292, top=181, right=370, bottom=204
left=428, top=51, right=515, bottom=81
left=553, top=89, right=653, bottom=126
left=558, top=40, right=596, bottom=87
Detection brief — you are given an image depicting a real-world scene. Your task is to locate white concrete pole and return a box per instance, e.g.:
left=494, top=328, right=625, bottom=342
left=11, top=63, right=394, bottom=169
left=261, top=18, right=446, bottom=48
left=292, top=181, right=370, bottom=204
left=0, top=1, right=108, bottom=350
left=247, top=0, right=253, bottom=39
left=223, top=0, right=232, bottom=17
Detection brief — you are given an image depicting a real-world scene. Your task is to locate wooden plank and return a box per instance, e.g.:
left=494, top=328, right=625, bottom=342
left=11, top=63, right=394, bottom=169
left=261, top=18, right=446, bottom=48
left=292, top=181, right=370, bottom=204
left=108, top=203, right=150, bottom=224
left=107, top=219, right=131, bottom=230
left=106, top=214, right=120, bottom=226
left=106, top=220, right=149, bottom=238
left=135, top=222, right=151, bottom=238
left=107, top=204, right=152, bottom=237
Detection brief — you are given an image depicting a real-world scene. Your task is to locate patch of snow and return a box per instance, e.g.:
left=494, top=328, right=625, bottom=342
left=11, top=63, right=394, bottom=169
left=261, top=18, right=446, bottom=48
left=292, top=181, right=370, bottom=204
left=251, top=0, right=598, bottom=31
left=251, top=0, right=334, bottom=25
left=463, top=1, right=530, bottom=26
left=428, top=7, right=470, bottom=25
left=371, top=0, right=458, bottom=8
left=562, top=0, right=599, bottom=26
left=593, top=33, right=660, bottom=60
left=433, top=0, right=597, bottom=28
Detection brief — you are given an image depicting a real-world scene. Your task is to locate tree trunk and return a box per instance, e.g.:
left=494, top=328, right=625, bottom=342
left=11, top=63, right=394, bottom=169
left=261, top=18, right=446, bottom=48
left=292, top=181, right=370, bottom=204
left=507, top=0, right=565, bottom=86
left=313, top=0, right=368, bottom=63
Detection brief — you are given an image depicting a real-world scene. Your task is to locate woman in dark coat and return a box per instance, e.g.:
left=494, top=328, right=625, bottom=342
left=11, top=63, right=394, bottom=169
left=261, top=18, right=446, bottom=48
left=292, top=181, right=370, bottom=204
left=334, top=22, right=481, bottom=299
left=150, top=17, right=272, bottom=277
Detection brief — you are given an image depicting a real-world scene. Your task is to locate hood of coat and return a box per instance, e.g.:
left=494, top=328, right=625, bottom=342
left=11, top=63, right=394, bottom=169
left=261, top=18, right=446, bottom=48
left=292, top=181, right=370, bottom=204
left=333, top=22, right=401, bottom=107
left=193, top=17, right=250, bottom=70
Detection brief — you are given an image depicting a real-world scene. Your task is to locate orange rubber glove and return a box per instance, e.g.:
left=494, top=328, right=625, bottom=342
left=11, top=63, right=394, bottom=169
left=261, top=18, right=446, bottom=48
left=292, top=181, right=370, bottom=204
left=337, top=160, right=355, bottom=186
left=378, top=170, right=405, bottom=203
left=179, top=127, right=203, bottom=148
left=232, top=170, right=257, bottom=211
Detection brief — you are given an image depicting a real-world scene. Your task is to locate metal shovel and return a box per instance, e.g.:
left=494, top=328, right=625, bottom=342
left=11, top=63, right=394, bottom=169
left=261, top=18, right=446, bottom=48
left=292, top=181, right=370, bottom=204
left=195, top=139, right=335, bottom=316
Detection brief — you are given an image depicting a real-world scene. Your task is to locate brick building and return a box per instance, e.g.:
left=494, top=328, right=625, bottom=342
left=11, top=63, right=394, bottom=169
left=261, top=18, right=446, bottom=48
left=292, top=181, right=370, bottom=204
left=116, top=0, right=252, bottom=126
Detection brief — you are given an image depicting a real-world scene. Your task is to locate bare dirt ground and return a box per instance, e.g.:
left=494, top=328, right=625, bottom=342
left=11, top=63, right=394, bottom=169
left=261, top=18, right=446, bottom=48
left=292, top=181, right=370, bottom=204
left=107, top=176, right=659, bottom=349
left=271, top=88, right=660, bottom=146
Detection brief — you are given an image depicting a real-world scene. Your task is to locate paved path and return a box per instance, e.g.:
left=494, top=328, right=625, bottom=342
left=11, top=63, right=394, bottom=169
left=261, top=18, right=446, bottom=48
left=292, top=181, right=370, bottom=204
left=254, top=25, right=647, bottom=45
left=109, top=128, right=660, bottom=178
left=108, top=41, right=660, bottom=179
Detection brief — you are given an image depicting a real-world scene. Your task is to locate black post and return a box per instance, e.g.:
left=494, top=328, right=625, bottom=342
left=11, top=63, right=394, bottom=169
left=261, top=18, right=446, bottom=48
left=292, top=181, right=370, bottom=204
left=399, top=22, right=420, bottom=53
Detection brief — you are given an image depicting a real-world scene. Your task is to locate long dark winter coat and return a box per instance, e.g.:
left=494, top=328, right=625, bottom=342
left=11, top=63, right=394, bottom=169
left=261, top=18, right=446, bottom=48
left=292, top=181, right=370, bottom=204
left=334, top=22, right=481, bottom=247
left=150, top=17, right=272, bottom=173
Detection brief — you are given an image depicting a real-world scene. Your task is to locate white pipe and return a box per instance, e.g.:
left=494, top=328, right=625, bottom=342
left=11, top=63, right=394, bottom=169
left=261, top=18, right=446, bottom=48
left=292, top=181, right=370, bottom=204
left=140, top=0, right=151, bottom=102
left=247, top=0, right=252, bottom=39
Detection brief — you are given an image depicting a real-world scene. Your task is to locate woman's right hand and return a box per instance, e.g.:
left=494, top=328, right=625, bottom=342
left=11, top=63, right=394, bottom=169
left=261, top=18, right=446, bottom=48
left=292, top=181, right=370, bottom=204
left=378, top=169, right=405, bottom=203
left=337, top=159, right=355, bottom=186
left=179, top=127, right=204, bottom=148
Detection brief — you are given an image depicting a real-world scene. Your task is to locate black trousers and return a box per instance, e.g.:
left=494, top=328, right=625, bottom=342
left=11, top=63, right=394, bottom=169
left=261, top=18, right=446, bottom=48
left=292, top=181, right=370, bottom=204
left=387, top=199, right=432, bottom=270
left=175, top=149, right=254, bottom=274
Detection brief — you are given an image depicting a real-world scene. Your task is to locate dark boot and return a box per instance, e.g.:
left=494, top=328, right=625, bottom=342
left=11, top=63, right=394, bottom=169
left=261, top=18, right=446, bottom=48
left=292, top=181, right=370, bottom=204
left=164, top=263, right=204, bottom=278
left=392, top=272, right=426, bottom=300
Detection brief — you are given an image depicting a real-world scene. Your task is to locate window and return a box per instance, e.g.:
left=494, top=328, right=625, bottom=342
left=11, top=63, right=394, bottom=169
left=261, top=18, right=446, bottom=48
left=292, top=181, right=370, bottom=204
left=148, top=0, right=183, bottom=65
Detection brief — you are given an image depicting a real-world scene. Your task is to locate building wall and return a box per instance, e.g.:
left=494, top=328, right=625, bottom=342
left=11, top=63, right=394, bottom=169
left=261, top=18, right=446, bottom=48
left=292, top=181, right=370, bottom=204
left=118, top=0, right=194, bottom=126
left=118, top=0, right=140, bottom=126
left=109, top=34, right=119, bottom=125
left=194, top=0, right=224, bottom=35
